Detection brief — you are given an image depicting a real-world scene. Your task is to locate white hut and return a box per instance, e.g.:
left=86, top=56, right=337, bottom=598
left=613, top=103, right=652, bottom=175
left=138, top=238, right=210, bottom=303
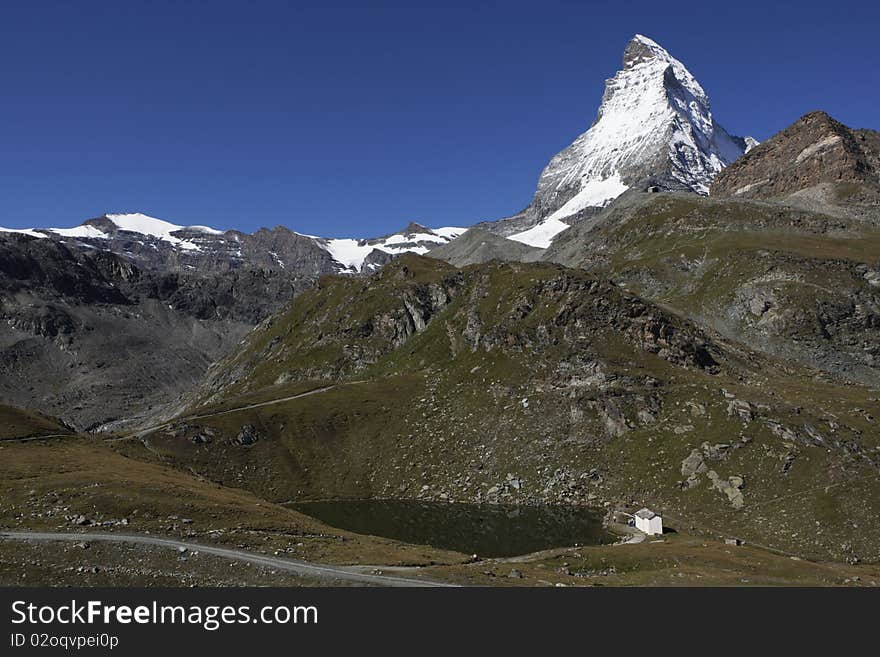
left=634, top=508, right=663, bottom=536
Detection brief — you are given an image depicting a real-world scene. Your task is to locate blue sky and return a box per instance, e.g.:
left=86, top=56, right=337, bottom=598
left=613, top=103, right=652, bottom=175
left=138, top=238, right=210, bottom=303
left=2, top=0, right=878, bottom=237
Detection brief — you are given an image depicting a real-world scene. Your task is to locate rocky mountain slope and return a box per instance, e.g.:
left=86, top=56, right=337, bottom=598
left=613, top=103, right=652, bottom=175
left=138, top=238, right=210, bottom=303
left=540, top=191, right=880, bottom=386
left=534, top=112, right=880, bottom=386
left=429, top=112, right=880, bottom=388
left=0, top=215, right=465, bottom=427
left=475, top=34, right=752, bottom=247
left=1, top=213, right=465, bottom=275
left=141, top=255, right=880, bottom=563
left=0, top=233, right=315, bottom=429
left=426, top=229, right=543, bottom=267
left=711, top=111, right=880, bottom=220
left=711, top=111, right=880, bottom=197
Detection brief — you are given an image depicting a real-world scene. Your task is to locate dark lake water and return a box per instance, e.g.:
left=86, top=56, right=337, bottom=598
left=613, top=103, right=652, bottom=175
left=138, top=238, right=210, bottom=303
left=290, top=499, right=613, bottom=557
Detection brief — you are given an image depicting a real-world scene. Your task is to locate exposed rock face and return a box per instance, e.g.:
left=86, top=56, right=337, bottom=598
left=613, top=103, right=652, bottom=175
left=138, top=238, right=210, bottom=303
left=0, top=233, right=313, bottom=429
left=708, top=470, right=745, bottom=509
left=196, top=258, right=468, bottom=400
left=233, top=424, right=261, bottom=446
left=475, top=34, right=750, bottom=246
left=711, top=111, right=880, bottom=204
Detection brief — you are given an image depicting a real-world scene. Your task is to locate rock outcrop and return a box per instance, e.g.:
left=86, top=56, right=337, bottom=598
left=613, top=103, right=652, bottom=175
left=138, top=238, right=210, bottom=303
left=711, top=111, right=880, bottom=207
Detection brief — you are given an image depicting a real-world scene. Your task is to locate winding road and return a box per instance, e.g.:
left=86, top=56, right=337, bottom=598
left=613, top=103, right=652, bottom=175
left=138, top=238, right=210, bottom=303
left=0, top=530, right=456, bottom=587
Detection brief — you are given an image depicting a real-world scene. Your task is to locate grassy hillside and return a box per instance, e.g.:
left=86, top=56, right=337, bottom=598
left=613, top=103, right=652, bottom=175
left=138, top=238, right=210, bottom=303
left=0, top=404, right=70, bottom=440
left=138, top=255, right=880, bottom=563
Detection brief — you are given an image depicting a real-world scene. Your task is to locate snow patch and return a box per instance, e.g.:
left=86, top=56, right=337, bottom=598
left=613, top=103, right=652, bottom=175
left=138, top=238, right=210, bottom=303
left=47, top=225, right=108, bottom=239
left=507, top=217, right=570, bottom=249
left=186, top=225, right=225, bottom=235
left=508, top=174, right=628, bottom=248
left=321, top=239, right=379, bottom=271
left=545, top=174, right=628, bottom=222
left=0, top=227, right=48, bottom=238
left=381, top=232, right=439, bottom=246
left=105, top=213, right=204, bottom=251
left=320, top=225, right=467, bottom=272
left=431, top=226, right=467, bottom=239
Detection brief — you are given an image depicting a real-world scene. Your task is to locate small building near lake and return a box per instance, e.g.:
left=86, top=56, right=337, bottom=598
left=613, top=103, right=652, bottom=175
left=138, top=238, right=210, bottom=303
left=634, top=508, right=663, bottom=536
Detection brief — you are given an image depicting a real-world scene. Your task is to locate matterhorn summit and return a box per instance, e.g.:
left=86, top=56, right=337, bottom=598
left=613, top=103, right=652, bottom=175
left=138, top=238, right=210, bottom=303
left=501, top=34, right=754, bottom=247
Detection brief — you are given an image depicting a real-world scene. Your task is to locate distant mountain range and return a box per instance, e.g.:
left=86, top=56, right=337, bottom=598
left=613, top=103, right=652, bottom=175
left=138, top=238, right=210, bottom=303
left=1, top=213, right=465, bottom=277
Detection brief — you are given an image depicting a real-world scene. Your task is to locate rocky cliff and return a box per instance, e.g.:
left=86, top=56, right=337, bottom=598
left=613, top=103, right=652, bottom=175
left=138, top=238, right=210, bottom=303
left=711, top=111, right=880, bottom=218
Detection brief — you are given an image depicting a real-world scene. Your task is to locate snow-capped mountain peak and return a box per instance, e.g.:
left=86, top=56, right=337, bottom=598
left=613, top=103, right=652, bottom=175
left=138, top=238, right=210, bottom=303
left=623, top=34, right=705, bottom=98
left=93, top=213, right=226, bottom=251
left=103, top=213, right=225, bottom=237
left=507, top=34, right=754, bottom=248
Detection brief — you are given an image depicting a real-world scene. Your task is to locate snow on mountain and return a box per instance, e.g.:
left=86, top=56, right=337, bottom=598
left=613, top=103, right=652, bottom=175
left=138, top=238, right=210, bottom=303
left=48, top=225, right=113, bottom=239
left=1, top=224, right=109, bottom=239
left=0, top=226, right=48, bottom=238
left=431, top=226, right=468, bottom=240
left=1, top=213, right=227, bottom=251
left=321, top=225, right=466, bottom=272
left=506, top=34, right=753, bottom=248
left=509, top=174, right=628, bottom=247
left=506, top=218, right=569, bottom=250
left=2, top=212, right=465, bottom=273
left=100, top=213, right=224, bottom=251
left=106, top=213, right=224, bottom=237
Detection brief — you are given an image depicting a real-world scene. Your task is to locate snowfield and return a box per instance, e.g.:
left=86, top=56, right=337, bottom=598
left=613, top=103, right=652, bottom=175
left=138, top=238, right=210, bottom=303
left=322, top=226, right=466, bottom=272
left=509, top=174, right=629, bottom=248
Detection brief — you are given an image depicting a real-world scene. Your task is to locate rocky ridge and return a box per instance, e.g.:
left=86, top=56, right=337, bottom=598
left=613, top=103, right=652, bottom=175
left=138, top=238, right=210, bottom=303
left=711, top=111, right=880, bottom=219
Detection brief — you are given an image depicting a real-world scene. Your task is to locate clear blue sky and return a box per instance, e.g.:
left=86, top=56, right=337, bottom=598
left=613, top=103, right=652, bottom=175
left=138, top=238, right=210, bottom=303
left=2, top=0, right=878, bottom=236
